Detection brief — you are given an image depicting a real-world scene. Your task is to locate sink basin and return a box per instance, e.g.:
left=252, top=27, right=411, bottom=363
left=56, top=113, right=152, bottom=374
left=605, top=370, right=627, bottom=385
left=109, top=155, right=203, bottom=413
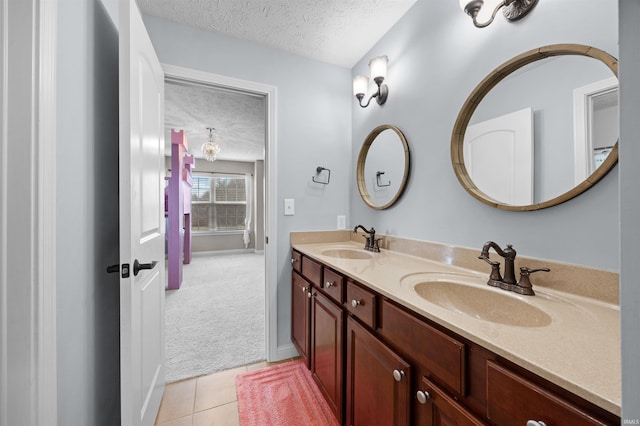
left=320, top=248, right=373, bottom=260
left=406, top=275, right=551, bottom=327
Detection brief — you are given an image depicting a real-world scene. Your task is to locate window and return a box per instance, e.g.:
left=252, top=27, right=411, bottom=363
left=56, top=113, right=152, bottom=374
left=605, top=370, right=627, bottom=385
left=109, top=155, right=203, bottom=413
left=191, top=175, right=248, bottom=232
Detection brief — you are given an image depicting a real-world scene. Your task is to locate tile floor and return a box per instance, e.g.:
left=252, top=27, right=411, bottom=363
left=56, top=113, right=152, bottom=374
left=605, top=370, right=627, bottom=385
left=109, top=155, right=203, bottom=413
left=155, top=358, right=298, bottom=426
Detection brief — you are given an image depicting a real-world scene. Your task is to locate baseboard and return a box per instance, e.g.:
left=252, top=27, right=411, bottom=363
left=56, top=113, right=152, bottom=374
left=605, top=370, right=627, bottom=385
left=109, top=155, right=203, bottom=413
left=191, top=249, right=256, bottom=257
left=254, top=249, right=264, bottom=254
left=273, top=343, right=299, bottom=362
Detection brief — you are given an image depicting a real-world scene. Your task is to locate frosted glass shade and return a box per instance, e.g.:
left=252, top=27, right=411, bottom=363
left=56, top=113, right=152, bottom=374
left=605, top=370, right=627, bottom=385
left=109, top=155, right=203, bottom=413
left=369, top=56, right=388, bottom=81
left=353, top=75, right=369, bottom=96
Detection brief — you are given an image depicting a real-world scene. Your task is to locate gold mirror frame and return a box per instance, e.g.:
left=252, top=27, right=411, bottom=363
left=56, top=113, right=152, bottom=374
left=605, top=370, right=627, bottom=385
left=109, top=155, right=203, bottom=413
left=451, top=44, right=618, bottom=211
left=357, top=124, right=410, bottom=210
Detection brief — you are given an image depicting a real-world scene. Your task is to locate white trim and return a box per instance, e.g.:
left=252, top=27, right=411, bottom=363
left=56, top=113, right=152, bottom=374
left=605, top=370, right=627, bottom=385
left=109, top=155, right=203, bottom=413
left=1, top=2, right=8, bottom=424
left=1, top=1, right=57, bottom=424
left=161, top=64, right=279, bottom=362
left=573, top=76, right=618, bottom=184
left=275, top=343, right=300, bottom=360
left=36, top=0, right=57, bottom=423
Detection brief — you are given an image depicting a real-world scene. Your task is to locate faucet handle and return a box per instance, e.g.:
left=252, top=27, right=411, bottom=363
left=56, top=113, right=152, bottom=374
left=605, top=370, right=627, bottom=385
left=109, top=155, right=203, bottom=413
left=515, top=266, right=550, bottom=296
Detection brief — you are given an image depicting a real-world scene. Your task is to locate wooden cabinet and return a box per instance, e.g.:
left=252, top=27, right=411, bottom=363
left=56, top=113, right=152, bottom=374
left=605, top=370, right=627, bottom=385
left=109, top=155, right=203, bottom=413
left=290, top=250, right=619, bottom=426
left=311, top=289, right=344, bottom=423
left=416, top=377, right=486, bottom=426
left=486, top=361, right=610, bottom=426
left=346, top=317, right=411, bottom=426
left=291, top=270, right=311, bottom=368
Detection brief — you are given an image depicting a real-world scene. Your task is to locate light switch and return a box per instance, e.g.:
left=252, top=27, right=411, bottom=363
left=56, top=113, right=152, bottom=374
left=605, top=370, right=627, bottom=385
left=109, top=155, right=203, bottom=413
left=284, top=198, right=295, bottom=216
left=337, top=215, right=346, bottom=230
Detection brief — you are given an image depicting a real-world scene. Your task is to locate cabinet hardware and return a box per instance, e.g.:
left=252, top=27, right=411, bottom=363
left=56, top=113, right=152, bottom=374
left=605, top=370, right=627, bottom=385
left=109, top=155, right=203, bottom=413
left=325, top=281, right=334, bottom=288
left=308, top=291, right=312, bottom=299
left=351, top=299, right=361, bottom=308
left=416, top=390, right=431, bottom=404
left=291, top=258, right=298, bottom=264
left=393, top=369, right=405, bottom=381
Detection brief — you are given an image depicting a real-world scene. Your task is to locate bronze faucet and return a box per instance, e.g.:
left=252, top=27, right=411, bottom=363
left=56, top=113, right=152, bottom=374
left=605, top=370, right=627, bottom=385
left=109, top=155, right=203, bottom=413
left=478, top=241, right=549, bottom=296
left=353, top=225, right=380, bottom=252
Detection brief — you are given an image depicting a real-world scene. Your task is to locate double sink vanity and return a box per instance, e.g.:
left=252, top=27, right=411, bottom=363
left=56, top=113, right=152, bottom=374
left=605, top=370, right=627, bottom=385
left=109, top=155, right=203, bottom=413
left=290, top=230, right=620, bottom=425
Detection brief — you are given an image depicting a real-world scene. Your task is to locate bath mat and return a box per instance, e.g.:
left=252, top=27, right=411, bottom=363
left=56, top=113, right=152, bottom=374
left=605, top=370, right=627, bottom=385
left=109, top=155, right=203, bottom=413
left=235, top=360, right=339, bottom=426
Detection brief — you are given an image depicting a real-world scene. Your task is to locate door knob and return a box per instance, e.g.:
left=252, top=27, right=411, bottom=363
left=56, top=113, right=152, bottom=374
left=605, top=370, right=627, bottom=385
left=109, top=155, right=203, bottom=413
left=133, top=259, right=158, bottom=276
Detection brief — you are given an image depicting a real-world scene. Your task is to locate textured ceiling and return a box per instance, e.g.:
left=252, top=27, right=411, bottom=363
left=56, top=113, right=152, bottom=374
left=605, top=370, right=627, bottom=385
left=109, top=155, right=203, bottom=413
left=148, top=1, right=418, bottom=163
left=138, top=0, right=418, bottom=68
left=165, top=81, right=265, bottom=162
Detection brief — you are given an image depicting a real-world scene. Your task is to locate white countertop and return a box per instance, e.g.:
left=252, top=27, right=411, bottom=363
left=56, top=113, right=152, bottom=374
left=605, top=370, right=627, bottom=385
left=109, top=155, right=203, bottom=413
left=292, top=240, right=621, bottom=416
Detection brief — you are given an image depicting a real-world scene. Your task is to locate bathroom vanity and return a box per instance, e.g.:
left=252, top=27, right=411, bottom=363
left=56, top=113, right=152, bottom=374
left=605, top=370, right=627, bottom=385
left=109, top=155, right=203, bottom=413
left=290, top=231, right=620, bottom=426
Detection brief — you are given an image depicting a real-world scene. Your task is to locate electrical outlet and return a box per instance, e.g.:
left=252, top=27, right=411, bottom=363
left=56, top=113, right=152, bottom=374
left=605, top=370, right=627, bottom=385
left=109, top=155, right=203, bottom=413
left=337, top=215, right=346, bottom=230
left=284, top=198, right=295, bottom=216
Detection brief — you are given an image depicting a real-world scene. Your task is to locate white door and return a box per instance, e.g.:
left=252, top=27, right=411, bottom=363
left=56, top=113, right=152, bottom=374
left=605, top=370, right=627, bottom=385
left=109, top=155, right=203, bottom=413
left=464, top=107, right=533, bottom=205
left=119, top=1, right=166, bottom=425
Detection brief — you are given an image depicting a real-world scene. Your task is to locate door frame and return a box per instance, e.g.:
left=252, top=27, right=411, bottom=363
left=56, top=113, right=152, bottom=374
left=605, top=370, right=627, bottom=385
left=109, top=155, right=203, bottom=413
left=1, top=0, right=58, bottom=424
left=161, top=63, right=279, bottom=362
left=572, top=76, right=619, bottom=184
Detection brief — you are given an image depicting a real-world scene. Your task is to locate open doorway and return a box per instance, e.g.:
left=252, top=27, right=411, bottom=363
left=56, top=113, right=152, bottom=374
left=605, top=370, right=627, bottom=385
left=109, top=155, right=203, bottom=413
left=161, top=66, right=276, bottom=382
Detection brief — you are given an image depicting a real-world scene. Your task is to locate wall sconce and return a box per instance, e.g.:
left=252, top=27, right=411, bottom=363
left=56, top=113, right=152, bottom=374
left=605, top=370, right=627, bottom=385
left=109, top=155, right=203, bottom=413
left=353, top=55, right=389, bottom=108
left=459, top=0, right=538, bottom=28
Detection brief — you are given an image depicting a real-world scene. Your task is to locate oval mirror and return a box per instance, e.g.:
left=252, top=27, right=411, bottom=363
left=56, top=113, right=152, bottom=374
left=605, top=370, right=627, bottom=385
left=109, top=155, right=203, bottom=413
left=357, top=125, right=410, bottom=210
left=451, top=44, right=618, bottom=211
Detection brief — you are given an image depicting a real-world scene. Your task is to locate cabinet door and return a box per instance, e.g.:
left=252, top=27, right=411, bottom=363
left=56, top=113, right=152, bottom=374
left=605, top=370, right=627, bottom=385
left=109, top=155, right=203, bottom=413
left=346, top=317, right=411, bottom=426
left=487, top=361, right=610, bottom=426
left=311, top=290, right=344, bottom=424
left=416, top=377, right=486, bottom=426
left=292, top=271, right=311, bottom=368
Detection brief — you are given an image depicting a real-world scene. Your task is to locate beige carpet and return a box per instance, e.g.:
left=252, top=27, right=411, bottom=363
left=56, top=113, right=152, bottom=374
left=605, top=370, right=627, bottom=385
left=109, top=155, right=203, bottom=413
left=165, top=252, right=265, bottom=383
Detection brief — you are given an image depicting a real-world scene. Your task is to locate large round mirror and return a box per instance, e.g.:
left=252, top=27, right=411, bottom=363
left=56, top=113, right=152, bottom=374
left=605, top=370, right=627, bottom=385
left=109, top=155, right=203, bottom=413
left=451, top=44, right=618, bottom=211
left=357, top=125, right=410, bottom=210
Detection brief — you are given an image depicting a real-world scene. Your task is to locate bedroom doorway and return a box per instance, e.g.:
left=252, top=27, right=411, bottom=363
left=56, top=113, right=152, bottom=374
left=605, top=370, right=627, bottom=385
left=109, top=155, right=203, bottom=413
left=162, top=65, right=276, bottom=382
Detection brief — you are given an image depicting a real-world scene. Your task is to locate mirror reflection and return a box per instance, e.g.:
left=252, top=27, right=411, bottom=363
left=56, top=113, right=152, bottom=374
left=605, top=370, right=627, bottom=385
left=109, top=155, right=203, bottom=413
left=357, top=125, right=410, bottom=210
left=452, top=44, right=618, bottom=211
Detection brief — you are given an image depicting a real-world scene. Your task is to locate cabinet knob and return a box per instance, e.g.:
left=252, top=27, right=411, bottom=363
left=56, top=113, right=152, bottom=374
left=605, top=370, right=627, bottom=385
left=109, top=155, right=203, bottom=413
left=291, top=258, right=297, bottom=265
left=392, top=369, right=405, bottom=382
left=416, top=390, right=430, bottom=404
left=302, top=286, right=307, bottom=293
left=307, top=291, right=313, bottom=299
left=325, top=281, right=334, bottom=288
left=526, top=421, right=547, bottom=426
left=351, top=299, right=361, bottom=308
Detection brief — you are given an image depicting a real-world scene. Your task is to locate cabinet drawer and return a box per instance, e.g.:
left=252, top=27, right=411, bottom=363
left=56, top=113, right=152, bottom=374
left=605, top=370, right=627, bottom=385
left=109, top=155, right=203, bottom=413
left=291, top=250, right=302, bottom=273
left=379, top=299, right=466, bottom=396
left=321, top=267, right=344, bottom=304
left=487, top=361, right=608, bottom=426
left=302, top=256, right=322, bottom=286
left=345, top=280, right=376, bottom=329
left=417, top=377, right=486, bottom=425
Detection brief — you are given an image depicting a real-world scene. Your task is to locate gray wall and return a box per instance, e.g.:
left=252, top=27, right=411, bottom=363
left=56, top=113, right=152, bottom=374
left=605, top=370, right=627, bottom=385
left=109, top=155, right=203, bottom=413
left=57, top=0, right=120, bottom=425
left=350, top=0, right=619, bottom=271
left=144, top=15, right=353, bottom=348
left=619, top=0, right=640, bottom=420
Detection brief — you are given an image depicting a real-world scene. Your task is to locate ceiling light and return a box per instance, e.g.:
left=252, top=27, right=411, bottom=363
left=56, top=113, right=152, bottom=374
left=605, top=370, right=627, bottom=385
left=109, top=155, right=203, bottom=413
left=459, top=0, right=538, bottom=28
left=201, top=127, right=221, bottom=162
left=353, top=55, right=389, bottom=108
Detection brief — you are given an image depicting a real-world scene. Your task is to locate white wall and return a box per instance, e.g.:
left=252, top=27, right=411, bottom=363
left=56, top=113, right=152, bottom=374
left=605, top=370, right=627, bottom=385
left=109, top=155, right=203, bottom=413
left=56, top=0, right=121, bottom=424
left=350, top=0, right=619, bottom=271
left=619, top=0, right=640, bottom=420
left=143, top=16, right=353, bottom=348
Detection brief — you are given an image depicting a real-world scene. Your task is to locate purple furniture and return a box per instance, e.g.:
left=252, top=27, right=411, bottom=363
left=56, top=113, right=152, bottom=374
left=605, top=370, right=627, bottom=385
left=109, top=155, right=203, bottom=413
left=167, top=129, right=193, bottom=290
